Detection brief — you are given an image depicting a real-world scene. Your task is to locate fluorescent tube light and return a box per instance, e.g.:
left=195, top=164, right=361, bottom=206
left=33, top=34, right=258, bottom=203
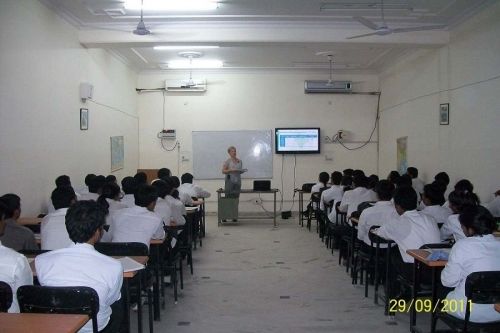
left=154, top=45, right=219, bottom=50
left=124, top=0, right=218, bottom=11
left=167, top=59, right=223, bottom=69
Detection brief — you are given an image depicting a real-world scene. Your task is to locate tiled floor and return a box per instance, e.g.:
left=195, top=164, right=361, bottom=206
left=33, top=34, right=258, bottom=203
left=131, top=216, right=429, bottom=333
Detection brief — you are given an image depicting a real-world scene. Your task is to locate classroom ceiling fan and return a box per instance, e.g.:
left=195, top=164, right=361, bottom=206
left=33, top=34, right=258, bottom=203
left=347, top=0, right=446, bottom=39
left=133, top=0, right=151, bottom=35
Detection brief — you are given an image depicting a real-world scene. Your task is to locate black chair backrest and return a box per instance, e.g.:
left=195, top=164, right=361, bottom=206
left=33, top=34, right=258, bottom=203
left=17, top=285, right=99, bottom=333
left=465, top=271, right=500, bottom=304
left=420, top=242, right=453, bottom=249
left=301, top=183, right=315, bottom=193
left=356, top=201, right=376, bottom=215
left=0, top=281, right=13, bottom=312
left=18, top=249, right=51, bottom=256
left=95, top=242, right=149, bottom=256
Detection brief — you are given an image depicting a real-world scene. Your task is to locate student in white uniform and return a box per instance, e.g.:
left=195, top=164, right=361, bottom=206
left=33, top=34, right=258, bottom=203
left=357, top=180, right=397, bottom=248
left=420, top=183, right=451, bottom=227
left=440, top=190, right=480, bottom=241
left=484, top=189, right=500, bottom=217
left=152, top=180, right=185, bottom=227
left=96, top=182, right=127, bottom=223
left=338, top=174, right=377, bottom=218
left=41, top=186, right=77, bottom=250
left=376, top=186, right=440, bottom=294
left=109, top=184, right=165, bottom=248
left=441, top=205, right=500, bottom=323
left=311, top=171, right=330, bottom=194
left=169, top=176, right=194, bottom=206
left=165, top=181, right=187, bottom=226
left=120, top=176, right=138, bottom=208
left=442, top=179, right=475, bottom=212
left=179, top=173, right=211, bottom=200
left=407, top=167, right=424, bottom=199
left=36, top=201, right=123, bottom=333
left=0, top=201, right=33, bottom=313
left=320, top=171, right=344, bottom=213
left=80, top=175, right=105, bottom=201
left=47, top=175, right=78, bottom=213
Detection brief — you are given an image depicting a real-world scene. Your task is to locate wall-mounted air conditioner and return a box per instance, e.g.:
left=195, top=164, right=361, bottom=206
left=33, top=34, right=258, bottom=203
left=165, top=79, right=207, bottom=92
left=304, top=80, right=352, bottom=94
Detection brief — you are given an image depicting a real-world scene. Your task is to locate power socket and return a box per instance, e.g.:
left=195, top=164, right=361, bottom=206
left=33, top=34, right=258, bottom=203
left=252, top=198, right=262, bottom=205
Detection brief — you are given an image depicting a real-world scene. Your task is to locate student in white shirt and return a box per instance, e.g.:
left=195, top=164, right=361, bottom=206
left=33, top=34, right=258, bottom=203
left=80, top=175, right=105, bottom=201
left=357, top=180, right=397, bottom=247
left=376, top=186, right=440, bottom=294
left=407, top=167, right=424, bottom=199
left=36, top=201, right=123, bottom=333
left=440, top=190, right=480, bottom=241
left=47, top=175, right=76, bottom=213
left=152, top=180, right=185, bottom=227
left=311, top=171, right=330, bottom=194
left=484, top=189, right=500, bottom=217
left=164, top=181, right=187, bottom=226
left=387, top=170, right=401, bottom=186
left=167, top=176, right=194, bottom=206
left=338, top=174, right=377, bottom=218
left=109, top=184, right=165, bottom=248
left=97, top=182, right=127, bottom=223
left=321, top=171, right=344, bottom=213
left=120, top=176, right=138, bottom=208
left=41, top=186, right=77, bottom=250
left=0, top=201, right=33, bottom=313
left=420, top=183, right=451, bottom=227
left=179, top=173, right=211, bottom=200
left=441, top=205, right=500, bottom=323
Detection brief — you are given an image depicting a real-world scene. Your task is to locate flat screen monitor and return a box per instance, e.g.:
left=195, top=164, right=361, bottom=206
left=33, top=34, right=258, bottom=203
left=275, top=128, right=320, bottom=154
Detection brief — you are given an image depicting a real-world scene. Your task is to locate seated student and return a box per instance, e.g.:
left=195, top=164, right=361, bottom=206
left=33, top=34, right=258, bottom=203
left=0, top=201, right=33, bottom=313
left=157, top=168, right=171, bottom=180
left=97, top=182, right=127, bottom=226
left=41, top=186, right=76, bottom=250
left=109, top=184, right=165, bottom=248
left=443, top=179, right=477, bottom=211
left=48, top=175, right=77, bottom=213
left=441, top=205, right=500, bottom=323
left=357, top=180, right=397, bottom=248
left=134, top=172, right=148, bottom=186
left=367, top=174, right=379, bottom=191
left=484, top=189, right=500, bottom=217
left=169, top=176, right=195, bottom=206
left=407, top=167, right=424, bottom=199
left=35, top=201, right=123, bottom=333
left=165, top=177, right=187, bottom=224
left=376, top=186, right=440, bottom=285
left=311, top=171, right=330, bottom=194
left=338, top=174, right=377, bottom=218
left=341, top=175, right=353, bottom=191
left=343, top=168, right=353, bottom=178
left=105, top=175, right=117, bottom=184
left=440, top=190, right=480, bottom=241
left=387, top=170, right=400, bottom=185
left=152, top=180, right=185, bottom=227
left=320, top=171, right=344, bottom=213
left=0, top=194, right=37, bottom=251
left=420, top=183, right=451, bottom=226
left=80, top=175, right=105, bottom=201
left=434, top=172, right=450, bottom=191
left=179, top=173, right=211, bottom=199
left=120, top=176, right=138, bottom=208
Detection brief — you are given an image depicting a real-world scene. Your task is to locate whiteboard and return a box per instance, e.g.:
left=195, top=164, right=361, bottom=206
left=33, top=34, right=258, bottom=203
left=192, top=130, right=273, bottom=179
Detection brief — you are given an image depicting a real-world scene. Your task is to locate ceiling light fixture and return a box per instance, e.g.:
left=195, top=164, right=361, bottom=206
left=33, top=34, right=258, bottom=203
left=124, top=0, right=218, bottom=11
left=167, top=59, right=223, bottom=69
left=154, top=45, right=219, bottom=50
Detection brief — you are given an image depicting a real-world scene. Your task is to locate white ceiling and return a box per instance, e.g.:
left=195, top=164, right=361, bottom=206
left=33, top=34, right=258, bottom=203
left=41, top=0, right=496, bottom=73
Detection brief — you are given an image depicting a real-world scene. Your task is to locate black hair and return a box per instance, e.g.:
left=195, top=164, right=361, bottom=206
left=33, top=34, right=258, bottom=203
left=152, top=180, right=169, bottom=199
left=181, top=173, right=194, bottom=184
left=121, top=176, right=138, bottom=195
left=432, top=180, right=447, bottom=194
left=374, top=180, right=394, bottom=201
left=434, top=172, right=450, bottom=187
left=65, top=200, right=106, bottom=243
left=84, top=174, right=96, bottom=186
left=97, top=182, right=121, bottom=211
left=396, top=174, right=412, bottom=188
left=105, top=175, right=117, bottom=184
left=407, top=167, right=418, bottom=178
left=393, top=186, right=418, bottom=211
left=0, top=193, right=21, bottom=219
left=89, top=175, right=105, bottom=194
left=454, top=179, right=474, bottom=193
left=448, top=190, right=480, bottom=213
left=353, top=175, right=368, bottom=188
left=134, top=185, right=159, bottom=208
left=51, top=186, right=77, bottom=210
left=157, top=168, right=171, bottom=179
left=164, top=177, right=180, bottom=199
left=169, top=176, right=181, bottom=188
left=459, top=205, right=496, bottom=236
left=343, top=169, right=353, bottom=177
left=341, top=175, right=352, bottom=188
left=422, top=183, right=446, bottom=206
left=318, top=172, right=329, bottom=186
left=368, top=174, right=379, bottom=189
left=387, top=170, right=400, bottom=184
left=0, top=199, right=8, bottom=221
left=352, top=169, right=365, bottom=178
left=55, top=175, right=71, bottom=188
left=331, top=171, right=343, bottom=185
left=134, top=172, right=148, bottom=185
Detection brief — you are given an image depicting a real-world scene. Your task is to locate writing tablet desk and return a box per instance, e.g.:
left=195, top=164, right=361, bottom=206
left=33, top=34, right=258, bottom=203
left=29, top=255, right=148, bottom=333
left=0, top=313, right=89, bottom=333
left=216, top=189, right=278, bottom=227
left=293, top=189, right=310, bottom=227
left=406, top=249, right=448, bottom=333
left=369, top=229, right=395, bottom=315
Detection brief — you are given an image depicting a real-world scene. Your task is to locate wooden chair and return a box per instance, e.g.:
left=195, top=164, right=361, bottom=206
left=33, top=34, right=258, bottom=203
left=17, top=285, right=99, bottom=333
left=0, top=281, right=13, bottom=312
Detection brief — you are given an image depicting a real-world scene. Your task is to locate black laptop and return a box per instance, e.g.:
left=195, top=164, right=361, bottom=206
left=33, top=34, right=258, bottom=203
left=253, top=180, right=271, bottom=191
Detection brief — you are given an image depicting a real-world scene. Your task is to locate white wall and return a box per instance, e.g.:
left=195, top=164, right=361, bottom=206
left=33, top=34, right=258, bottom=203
left=379, top=2, right=500, bottom=203
left=137, top=71, right=379, bottom=211
left=0, top=0, right=139, bottom=215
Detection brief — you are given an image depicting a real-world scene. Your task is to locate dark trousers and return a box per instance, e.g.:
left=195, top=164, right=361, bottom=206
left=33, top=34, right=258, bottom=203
left=100, top=298, right=124, bottom=333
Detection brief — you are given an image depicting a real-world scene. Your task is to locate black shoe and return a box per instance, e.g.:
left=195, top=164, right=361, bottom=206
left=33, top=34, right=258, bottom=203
left=222, top=219, right=227, bottom=222
left=232, top=219, right=237, bottom=222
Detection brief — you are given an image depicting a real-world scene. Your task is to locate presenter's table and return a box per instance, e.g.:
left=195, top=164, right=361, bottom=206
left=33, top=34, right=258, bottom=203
left=216, top=189, right=278, bottom=227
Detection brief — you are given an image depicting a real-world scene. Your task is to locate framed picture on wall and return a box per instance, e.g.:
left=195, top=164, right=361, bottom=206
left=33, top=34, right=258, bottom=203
left=80, top=108, right=89, bottom=130
left=439, top=103, right=449, bottom=125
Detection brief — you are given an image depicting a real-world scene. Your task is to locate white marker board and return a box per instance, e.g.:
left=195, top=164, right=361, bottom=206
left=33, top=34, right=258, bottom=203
left=192, top=130, right=273, bottom=179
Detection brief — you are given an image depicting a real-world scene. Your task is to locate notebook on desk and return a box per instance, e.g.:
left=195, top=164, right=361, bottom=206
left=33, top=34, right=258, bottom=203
left=253, top=180, right=271, bottom=191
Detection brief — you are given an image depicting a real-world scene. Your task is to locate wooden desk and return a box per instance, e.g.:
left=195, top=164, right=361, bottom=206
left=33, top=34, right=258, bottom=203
left=495, top=303, right=500, bottom=313
left=149, top=238, right=165, bottom=321
left=216, top=188, right=279, bottom=227
left=294, top=189, right=308, bottom=227
left=17, top=217, right=42, bottom=225
left=407, top=248, right=448, bottom=333
left=0, top=313, right=89, bottom=333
